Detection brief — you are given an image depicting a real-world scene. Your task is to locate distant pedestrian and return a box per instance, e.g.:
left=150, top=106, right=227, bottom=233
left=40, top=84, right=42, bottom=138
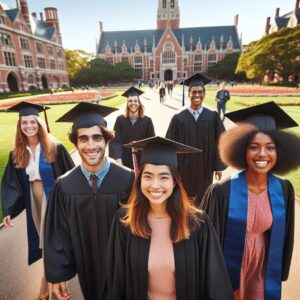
left=215, top=81, right=230, bottom=121
left=159, top=84, right=166, bottom=103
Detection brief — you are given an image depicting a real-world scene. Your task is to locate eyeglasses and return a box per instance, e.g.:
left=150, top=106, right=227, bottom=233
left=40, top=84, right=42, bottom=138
left=191, top=90, right=204, bottom=96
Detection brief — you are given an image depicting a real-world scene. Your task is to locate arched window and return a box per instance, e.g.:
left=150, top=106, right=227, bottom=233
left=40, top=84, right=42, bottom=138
left=161, top=43, right=176, bottom=64
left=163, top=0, right=166, bottom=9
left=28, top=74, right=34, bottom=84
left=170, top=0, right=175, bottom=8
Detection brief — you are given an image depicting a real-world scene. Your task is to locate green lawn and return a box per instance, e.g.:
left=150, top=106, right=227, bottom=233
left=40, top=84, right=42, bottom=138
left=0, top=93, right=126, bottom=221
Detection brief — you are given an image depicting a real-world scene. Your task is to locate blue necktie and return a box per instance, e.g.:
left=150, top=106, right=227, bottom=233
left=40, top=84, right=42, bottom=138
left=90, top=174, right=98, bottom=193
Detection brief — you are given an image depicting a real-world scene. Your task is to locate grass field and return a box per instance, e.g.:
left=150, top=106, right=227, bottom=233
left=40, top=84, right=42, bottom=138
left=0, top=86, right=299, bottom=220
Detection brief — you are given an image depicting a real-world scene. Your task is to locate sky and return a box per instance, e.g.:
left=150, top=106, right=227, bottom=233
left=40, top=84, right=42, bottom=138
left=3, top=0, right=297, bottom=53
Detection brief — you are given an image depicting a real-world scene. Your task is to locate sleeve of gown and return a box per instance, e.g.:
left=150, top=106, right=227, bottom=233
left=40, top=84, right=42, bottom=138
left=282, top=179, right=295, bottom=281
left=198, top=214, right=234, bottom=300
left=200, top=183, right=227, bottom=245
left=165, top=115, right=178, bottom=140
left=146, top=118, right=155, bottom=137
left=213, top=112, right=226, bottom=171
left=1, top=152, right=24, bottom=218
left=109, top=117, right=123, bottom=160
left=44, top=181, right=76, bottom=283
left=107, top=210, right=127, bottom=300
left=56, top=144, right=75, bottom=174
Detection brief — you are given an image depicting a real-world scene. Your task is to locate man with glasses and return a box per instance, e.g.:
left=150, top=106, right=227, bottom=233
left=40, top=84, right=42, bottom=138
left=44, top=102, right=135, bottom=300
left=109, top=86, right=155, bottom=169
left=166, top=73, right=226, bottom=205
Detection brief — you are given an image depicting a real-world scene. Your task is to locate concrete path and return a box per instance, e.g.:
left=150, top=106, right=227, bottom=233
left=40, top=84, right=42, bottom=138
left=0, top=87, right=299, bottom=299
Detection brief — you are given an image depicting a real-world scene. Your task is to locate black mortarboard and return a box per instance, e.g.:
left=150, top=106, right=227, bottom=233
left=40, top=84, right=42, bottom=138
left=56, top=102, right=118, bottom=130
left=122, top=86, right=144, bottom=98
left=179, top=73, right=211, bottom=88
left=124, top=136, right=202, bottom=168
left=7, top=101, right=50, bottom=117
left=225, top=101, right=298, bottom=131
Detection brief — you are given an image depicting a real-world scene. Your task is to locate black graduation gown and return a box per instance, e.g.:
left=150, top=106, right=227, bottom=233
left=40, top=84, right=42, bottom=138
left=166, top=108, right=226, bottom=203
left=44, top=162, right=134, bottom=300
left=107, top=208, right=234, bottom=300
left=200, top=175, right=294, bottom=281
left=1, top=144, right=75, bottom=264
left=109, top=115, right=155, bottom=169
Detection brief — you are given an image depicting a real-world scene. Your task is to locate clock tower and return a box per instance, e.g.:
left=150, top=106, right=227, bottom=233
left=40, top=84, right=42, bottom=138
left=157, top=0, right=180, bottom=29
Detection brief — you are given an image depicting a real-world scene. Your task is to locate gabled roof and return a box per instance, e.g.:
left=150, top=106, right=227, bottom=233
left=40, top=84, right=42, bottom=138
left=5, top=8, right=19, bottom=23
left=98, top=29, right=164, bottom=54
left=34, top=20, right=55, bottom=40
left=275, top=16, right=290, bottom=29
left=98, top=25, right=241, bottom=55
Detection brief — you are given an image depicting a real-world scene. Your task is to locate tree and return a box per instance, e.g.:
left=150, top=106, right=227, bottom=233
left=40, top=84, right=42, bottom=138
left=207, top=52, right=245, bottom=81
left=64, top=49, right=94, bottom=83
left=236, top=26, right=300, bottom=83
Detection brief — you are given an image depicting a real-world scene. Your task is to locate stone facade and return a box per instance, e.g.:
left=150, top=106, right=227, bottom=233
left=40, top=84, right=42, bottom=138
left=97, top=0, right=242, bottom=81
left=0, top=0, right=69, bottom=92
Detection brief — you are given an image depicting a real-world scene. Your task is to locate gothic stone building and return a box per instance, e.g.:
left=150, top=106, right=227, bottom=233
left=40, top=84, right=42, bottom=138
left=97, top=0, right=242, bottom=82
left=0, top=0, right=69, bottom=92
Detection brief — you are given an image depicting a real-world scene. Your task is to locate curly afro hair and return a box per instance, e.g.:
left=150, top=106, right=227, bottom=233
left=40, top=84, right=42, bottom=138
left=219, top=123, right=300, bottom=175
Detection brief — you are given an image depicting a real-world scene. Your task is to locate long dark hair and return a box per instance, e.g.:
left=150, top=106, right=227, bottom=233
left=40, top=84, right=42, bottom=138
left=122, top=164, right=200, bottom=243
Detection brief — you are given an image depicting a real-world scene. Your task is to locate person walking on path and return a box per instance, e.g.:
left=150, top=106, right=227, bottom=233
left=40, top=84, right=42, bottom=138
left=215, top=81, right=230, bottom=121
left=44, top=102, right=134, bottom=300
left=201, top=102, right=300, bottom=300
left=107, top=136, right=234, bottom=300
left=109, top=87, right=155, bottom=169
left=159, top=83, right=166, bottom=103
left=1, top=101, right=74, bottom=300
left=166, top=73, right=226, bottom=204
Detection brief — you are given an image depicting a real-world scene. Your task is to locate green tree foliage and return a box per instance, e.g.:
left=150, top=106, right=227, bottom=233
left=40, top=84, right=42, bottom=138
left=71, top=58, right=140, bottom=86
left=236, top=26, right=300, bottom=83
left=64, top=49, right=94, bottom=81
left=207, top=52, right=245, bottom=80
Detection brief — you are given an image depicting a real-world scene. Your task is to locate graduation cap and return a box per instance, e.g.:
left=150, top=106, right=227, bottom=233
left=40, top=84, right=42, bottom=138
left=56, top=102, right=118, bottom=130
left=124, top=136, right=202, bottom=168
left=180, top=73, right=211, bottom=88
left=7, top=101, right=51, bottom=132
left=225, top=101, right=298, bottom=131
left=122, top=86, right=144, bottom=98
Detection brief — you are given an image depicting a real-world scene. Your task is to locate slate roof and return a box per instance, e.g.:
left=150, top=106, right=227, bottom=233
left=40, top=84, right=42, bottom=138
left=98, top=25, right=241, bottom=54
left=2, top=6, right=55, bottom=42
left=5, top=8, right=19, bottom=23
left=275, top=16, right=290, bottom=29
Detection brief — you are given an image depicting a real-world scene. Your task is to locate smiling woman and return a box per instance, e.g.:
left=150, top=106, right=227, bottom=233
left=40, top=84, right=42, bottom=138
left=201, top=102, right=300, bottom=300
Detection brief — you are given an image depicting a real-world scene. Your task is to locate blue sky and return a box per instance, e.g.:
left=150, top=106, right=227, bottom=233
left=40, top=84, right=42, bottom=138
left=4, top=0, right=297, bottom=53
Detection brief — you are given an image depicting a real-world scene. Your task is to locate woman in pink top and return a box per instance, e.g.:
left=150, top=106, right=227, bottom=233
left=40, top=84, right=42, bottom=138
left=201, top=102, right=300, bottom=300
left=107, top=136, right=234, bottom=300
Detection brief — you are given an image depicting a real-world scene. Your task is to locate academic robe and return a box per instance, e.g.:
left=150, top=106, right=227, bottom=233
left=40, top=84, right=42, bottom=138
left=107, top=208, right=234, bottom=300
left=166, top=108, right=226, bottom=203
left=109, top=115, right=155, bottom=169
left=44, top=162, right=135, bottom=300
left=200, top=175, right=294, bottom=282
left=1, top=144, right=74, bottom=264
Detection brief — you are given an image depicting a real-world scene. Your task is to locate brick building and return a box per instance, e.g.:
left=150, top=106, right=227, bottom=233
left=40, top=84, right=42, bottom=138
left=0, top=0, right=69, bottom=92
left=96, top=0, right=242, bottom=81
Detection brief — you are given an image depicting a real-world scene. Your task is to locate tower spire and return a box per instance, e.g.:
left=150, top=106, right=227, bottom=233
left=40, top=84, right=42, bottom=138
left=157, top=0, right=180, bottom=29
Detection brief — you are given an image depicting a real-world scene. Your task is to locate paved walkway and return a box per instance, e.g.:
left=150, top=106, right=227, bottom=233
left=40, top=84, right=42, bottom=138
left=0, top=87, right=299, bottom=299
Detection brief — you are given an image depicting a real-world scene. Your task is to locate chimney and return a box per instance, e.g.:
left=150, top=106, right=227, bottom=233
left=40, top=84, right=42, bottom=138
left=99, top=21, right=103, bottom=33
left=275, top=8, right=280, bottom=17
left=265, top=17, right=271, bottom=35
left=234, top=14, right=239, bottom=26
left=296, top=0, right=300, bottom=11
left=40, top=12, right=44, bottom=21
left=20, top=0, right=30, bottom=24
left=45, top=7, right=60, bottom=34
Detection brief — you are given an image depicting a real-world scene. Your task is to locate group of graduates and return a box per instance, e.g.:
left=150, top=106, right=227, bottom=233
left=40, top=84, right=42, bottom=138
left=1, top=72, right=300, bottom=300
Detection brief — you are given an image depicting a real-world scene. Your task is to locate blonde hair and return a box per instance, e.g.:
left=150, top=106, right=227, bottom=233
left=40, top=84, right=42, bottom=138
left=13, top=116, right=58, bottom=168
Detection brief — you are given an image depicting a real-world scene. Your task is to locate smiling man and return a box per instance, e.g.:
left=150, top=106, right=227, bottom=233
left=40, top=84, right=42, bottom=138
left=109, top=86, right=155, bottom=169
left=166, top=73, right=226, bottom=204
left=44, top=102, right=135, bottom=300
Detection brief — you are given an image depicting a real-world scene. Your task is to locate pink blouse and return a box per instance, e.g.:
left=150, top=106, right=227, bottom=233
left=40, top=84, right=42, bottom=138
left=234, top=190, right=273, bottom=300
left=148, top=216, right=176, bottom=300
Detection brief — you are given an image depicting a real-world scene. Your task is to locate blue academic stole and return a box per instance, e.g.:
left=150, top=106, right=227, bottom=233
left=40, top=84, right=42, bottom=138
left=39, top=150, right=55, bottom=199
left=223, top=171, right=286, bottom=300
